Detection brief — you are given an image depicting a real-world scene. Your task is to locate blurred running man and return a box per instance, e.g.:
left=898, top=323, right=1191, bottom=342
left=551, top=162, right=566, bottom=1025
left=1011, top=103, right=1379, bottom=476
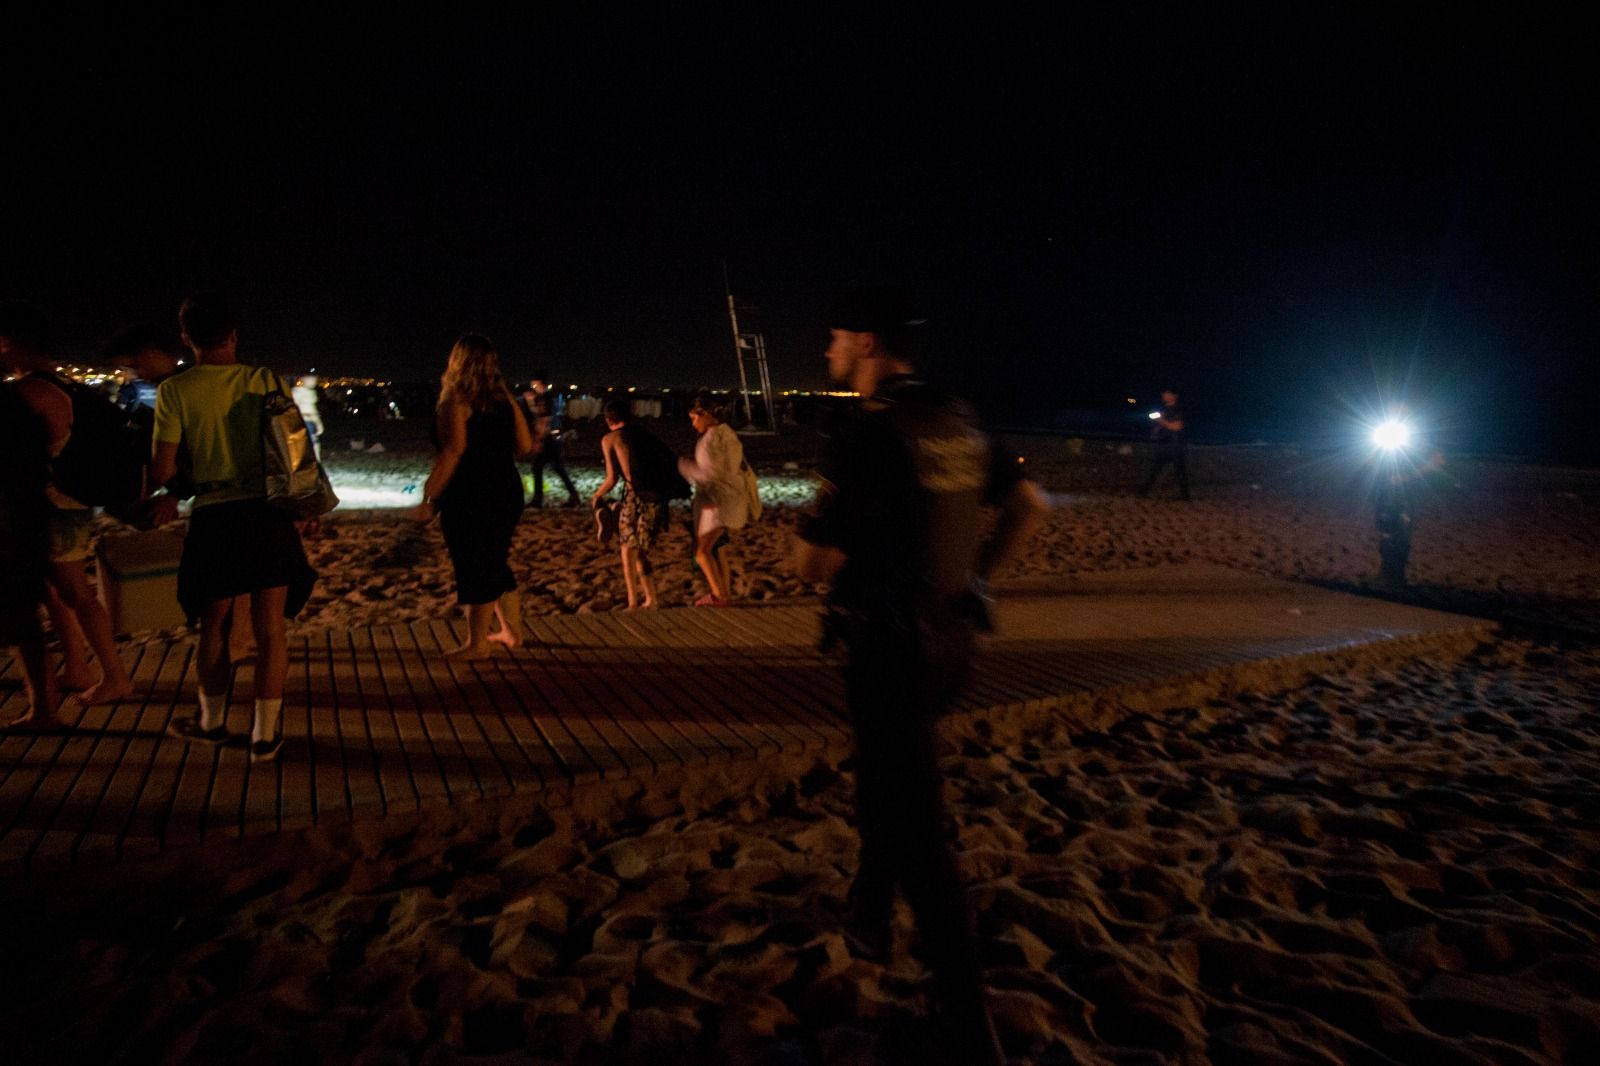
left=792, top=287, right=1048, bottom=1065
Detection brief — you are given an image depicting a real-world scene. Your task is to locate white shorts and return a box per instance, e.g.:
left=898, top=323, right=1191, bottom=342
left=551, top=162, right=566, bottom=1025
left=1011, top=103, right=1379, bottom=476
left=694, top=501, right=725, bottom=538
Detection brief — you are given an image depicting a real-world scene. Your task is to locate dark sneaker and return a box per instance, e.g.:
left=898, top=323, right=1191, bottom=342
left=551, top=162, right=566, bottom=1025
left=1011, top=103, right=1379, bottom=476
left=842, top=878, right=893, bottom=962
left=167, top=716, right=230, bottom=746
left=249, top=734, right=284, bottom=763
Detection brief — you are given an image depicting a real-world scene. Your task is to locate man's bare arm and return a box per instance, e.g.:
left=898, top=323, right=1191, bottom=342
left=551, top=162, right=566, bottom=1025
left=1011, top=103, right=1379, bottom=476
left=790, top=538, right=847, bottom=585
left=977, top=479, right=1050, bottom=580
left=150, top=440, right=180, bottom=493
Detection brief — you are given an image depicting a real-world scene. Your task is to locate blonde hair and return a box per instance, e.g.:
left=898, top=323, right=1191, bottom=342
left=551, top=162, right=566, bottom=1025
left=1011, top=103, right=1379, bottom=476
left=438, top=333, right=510, bottom=414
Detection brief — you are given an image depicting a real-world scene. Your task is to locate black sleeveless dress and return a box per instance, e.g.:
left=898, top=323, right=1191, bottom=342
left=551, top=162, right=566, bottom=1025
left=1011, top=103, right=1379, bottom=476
left=435, top=401, right=524, bottom=605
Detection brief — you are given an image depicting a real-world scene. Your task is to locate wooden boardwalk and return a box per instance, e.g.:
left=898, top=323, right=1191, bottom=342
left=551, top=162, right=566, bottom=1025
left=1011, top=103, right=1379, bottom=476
left=0, top=566, right=1489, bottom=874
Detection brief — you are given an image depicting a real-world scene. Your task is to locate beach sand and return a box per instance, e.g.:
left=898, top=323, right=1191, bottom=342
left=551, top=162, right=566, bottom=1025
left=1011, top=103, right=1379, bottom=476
left=3, top=429, right=1598, bottom=1064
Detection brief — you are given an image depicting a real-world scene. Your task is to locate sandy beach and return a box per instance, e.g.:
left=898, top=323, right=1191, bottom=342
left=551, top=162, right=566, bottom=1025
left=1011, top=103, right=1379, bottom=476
left=3, top=425, right=1598, bottom=1064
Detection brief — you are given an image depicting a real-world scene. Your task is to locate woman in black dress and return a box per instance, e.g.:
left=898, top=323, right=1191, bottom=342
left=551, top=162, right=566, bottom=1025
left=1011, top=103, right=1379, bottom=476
left=411, top=334, right=534, bottom=659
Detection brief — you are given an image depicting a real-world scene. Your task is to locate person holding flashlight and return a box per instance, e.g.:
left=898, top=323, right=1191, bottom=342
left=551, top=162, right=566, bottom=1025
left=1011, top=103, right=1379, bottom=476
left=1137, top=388, right=1190, bottom=500
left=1370, top=408, right=1445, bottom=588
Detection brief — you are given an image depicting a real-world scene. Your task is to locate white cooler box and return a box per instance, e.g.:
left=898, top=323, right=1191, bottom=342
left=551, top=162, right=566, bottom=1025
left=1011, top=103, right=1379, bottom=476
left=96, top=529, right=186, bottom=636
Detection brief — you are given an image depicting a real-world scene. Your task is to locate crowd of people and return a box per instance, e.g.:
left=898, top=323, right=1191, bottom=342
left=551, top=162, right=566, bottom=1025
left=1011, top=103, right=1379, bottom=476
left=3, top=287, right=1058, bottom=1060
left=0, top=297, right=769, bottom=732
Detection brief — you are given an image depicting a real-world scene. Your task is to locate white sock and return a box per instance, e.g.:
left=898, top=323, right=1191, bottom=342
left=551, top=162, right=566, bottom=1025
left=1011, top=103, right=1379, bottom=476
left=197, top=690, right=223, bottom=731
left=252, top=698, right=283, bottom=744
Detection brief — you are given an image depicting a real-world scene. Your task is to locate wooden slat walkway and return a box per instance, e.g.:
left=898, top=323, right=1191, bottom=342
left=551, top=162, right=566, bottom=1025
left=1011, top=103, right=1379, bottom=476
left=0, top=565, right=1489, bottom=873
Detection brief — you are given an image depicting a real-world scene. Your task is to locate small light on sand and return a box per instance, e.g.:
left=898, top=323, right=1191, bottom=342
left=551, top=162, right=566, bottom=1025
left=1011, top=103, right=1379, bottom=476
left=627, top=386, right=636, bottom=393
left=1148, top=411, right=1161, bottom=420
left=1126, top=396, right=1137, bottom=404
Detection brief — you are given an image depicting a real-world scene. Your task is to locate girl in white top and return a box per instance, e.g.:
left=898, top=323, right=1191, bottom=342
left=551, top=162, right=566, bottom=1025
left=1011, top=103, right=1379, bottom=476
left=677, top=393, right=749, bottom=605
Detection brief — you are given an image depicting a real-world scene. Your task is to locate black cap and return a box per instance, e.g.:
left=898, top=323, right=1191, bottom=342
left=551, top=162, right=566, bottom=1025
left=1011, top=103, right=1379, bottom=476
left=828, top=286, right=926, bottom=335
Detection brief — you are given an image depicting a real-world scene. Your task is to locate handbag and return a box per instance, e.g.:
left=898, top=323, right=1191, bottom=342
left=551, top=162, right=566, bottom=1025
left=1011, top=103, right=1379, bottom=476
left=262, top=371, right=340, bottom=518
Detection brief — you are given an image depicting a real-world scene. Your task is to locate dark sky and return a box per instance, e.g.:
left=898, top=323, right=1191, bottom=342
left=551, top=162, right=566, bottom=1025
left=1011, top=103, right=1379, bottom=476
left=5, top=6, right=1595, bottom=459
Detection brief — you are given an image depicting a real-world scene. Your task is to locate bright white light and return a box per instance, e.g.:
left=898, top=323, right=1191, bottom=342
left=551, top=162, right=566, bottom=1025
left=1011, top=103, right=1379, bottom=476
left=1148, top=411, right=1161, bottom=420
left=1372, top=420, right=1411, bottom=450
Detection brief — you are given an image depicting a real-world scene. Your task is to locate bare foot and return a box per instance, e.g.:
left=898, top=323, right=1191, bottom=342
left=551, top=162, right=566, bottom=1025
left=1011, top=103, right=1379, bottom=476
left=76, top=678, right=135, bottom=706
left=60, top=670, right=95, bottom=693
left=486, top=629, right=522, bottom=650
left=1, top=713, right=68, bottom=735
left=446, top=642, right=493, bottom=662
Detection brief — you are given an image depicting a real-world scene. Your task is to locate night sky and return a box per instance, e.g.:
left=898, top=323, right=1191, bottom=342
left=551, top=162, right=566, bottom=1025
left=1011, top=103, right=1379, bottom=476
left=5, top=7, right=1594, bottom=460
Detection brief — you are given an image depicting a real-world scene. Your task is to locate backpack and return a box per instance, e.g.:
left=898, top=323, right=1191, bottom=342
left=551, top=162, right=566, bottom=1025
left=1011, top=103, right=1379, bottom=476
left=624, top=426, right=690, bottom=502
left=46, top=374, right=146, bottom=506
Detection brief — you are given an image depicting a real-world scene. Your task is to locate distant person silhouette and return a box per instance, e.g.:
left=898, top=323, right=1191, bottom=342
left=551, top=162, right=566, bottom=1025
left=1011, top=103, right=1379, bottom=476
left=1137, top=387, right=1190, bottom=500
left=151, top=293, right=318, bottom=762
left=792, top=287, right=1049, bottom=1066
left=523, top=370, right=579, bottom=508
left=1370, top=408, right=1446, bottom=588
left=292, top=374, right=325, bottom=457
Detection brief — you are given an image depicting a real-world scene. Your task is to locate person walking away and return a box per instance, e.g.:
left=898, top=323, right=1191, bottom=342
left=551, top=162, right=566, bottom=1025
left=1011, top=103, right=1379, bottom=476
left=523, top=370, right=579, bottom=508
left=0, top=302, right=135, bottom=706
left=150, top=293, right=318, bottom=762
left=1137, top=388, right=1190, bottom=500
left=791, top=288, right=1049, bottom=1066
left=409, top=334, right=534, bottom=659
left=292, top=374, right=325, bottom=458
left=106, top=321, right=264, bottom=660
left=591, top=399, right=684, bottom=610
left=678, top=391, right=750, bottom=605
left=0, top=378, right=62, bottom=732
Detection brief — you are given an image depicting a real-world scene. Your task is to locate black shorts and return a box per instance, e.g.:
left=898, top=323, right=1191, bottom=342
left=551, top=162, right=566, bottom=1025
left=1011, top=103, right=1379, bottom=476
left=177, top=497, right=317, bottom=619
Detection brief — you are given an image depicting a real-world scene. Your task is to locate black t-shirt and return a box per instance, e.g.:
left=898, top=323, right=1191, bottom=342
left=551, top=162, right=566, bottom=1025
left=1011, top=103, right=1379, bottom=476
left=800, top=374, right=1020, bottom=616
left=524, top=390, right=564, bottom=439
left=1154, top=402, right=1186, bottom=446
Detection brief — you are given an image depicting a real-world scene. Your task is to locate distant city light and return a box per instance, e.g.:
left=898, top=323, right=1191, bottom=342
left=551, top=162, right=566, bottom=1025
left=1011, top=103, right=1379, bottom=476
left=1148, top=410, right=1161, bottom=420
left=1125, top=396, right=1137, bottom=404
